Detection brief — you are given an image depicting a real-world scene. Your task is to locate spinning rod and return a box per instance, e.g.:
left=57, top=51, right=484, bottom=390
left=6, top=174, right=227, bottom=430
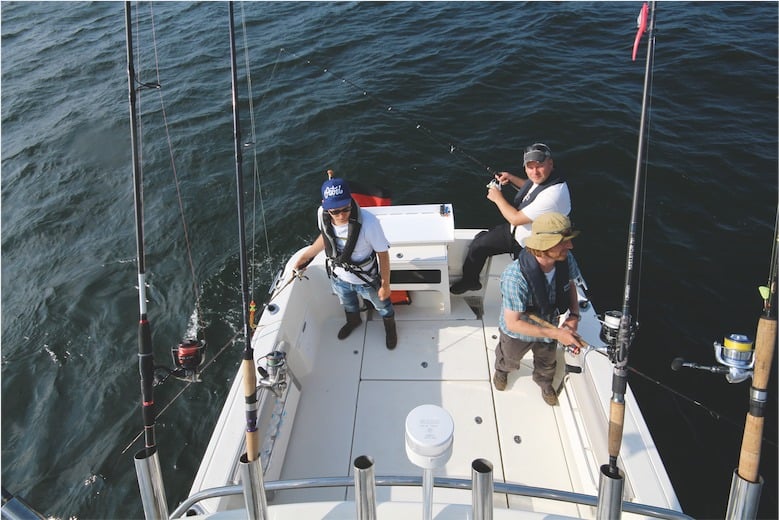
left=277, top=48, right=501, bottom=180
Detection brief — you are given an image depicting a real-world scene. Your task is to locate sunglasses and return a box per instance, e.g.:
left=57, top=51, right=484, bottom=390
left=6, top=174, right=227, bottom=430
left=537, top=227, right=575, bottom=238
left=328, top=206, right=351, bottom=215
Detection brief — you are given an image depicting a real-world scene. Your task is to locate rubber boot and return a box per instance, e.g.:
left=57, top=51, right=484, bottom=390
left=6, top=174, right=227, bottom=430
left=337, top=311, right=362, bottom=340
left=383, top=316, right=397, bottom=350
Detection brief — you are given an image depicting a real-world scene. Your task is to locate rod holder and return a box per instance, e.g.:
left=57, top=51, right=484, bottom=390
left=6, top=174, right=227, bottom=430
left=725, top=469, right=762, bottom=519
left=354, top=455, right=377, bottom=520
left=405, top=405, right=454, bottom=520
left=595, top=464, right=624, bottom=520
left=239, top=453, right=268, bottom=520
left=471, top=458, right=493, bottom=520
left=134, top=447, right=169, bottom=520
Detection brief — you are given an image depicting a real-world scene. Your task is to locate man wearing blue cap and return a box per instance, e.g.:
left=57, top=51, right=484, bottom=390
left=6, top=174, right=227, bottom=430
left=293, top=177, right=397, bottom=349
left=450, top=143, right=571, bottom=294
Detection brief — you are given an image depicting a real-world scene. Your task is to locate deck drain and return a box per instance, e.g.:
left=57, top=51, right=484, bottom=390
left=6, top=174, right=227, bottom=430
left=514, top=435, right=522, bottom=444
left=474, top=416, right=482, bottom=424
left=421, top=361, right=428, bottom=368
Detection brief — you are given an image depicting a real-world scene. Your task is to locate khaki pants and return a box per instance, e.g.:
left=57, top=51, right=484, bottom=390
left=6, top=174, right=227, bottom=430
left=494, top=330, right=556, bottom=388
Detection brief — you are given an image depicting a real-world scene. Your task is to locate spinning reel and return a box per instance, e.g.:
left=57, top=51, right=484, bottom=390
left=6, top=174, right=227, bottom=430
left=153, top=338, right=207, bottom=385
left=671, top=333, right=755, bottom=384
left=598, top=310, right=638, bottom=362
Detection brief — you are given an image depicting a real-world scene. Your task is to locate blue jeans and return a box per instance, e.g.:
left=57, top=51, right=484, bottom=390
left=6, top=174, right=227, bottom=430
left=330, top=276, right=394, bottom=318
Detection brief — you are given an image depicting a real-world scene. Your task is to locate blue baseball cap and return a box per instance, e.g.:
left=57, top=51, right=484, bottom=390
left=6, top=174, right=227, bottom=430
left=321, top=178, right=352, bottom=210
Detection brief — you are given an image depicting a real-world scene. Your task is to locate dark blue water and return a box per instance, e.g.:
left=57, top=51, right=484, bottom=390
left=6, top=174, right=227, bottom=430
left=2, top=2, right=776, bottom=519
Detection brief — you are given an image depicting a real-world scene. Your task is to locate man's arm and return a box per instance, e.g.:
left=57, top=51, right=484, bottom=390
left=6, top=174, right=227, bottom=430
left=503, top=308, right=582, bottom=347
left=487, top=186, right=532, bottom=226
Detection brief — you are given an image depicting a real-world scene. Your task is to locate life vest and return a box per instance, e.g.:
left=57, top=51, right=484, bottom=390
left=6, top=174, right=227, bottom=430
left=512, top=171, right=567, bottom=210
left=318, top=199, right=379, bottom=286
left=517, top=248, right=571, bottom=321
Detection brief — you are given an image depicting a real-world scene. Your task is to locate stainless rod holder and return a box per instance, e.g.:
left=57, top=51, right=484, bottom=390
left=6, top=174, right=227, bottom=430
left=422, top=468, right=434, bottom=520
left=354, top=455, right=377, bottom=520
left=471, top=458, right=493, bottom=520
left=596, top=464, right=624, bottom=520
left=239, top=453, right=268, bottom=520
left=725, top=469, right=762, bottom=519
left=134, top=447, right=169, bottom=520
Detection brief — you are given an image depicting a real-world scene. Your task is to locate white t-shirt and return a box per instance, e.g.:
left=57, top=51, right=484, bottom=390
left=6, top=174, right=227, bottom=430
left=317, top=206, right=390, bottom=285
left=512, top=183, right=571, bottom=247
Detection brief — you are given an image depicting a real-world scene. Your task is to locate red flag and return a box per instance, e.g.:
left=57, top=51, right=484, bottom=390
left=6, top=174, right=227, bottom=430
left=632, top=3, right=649, bottom=61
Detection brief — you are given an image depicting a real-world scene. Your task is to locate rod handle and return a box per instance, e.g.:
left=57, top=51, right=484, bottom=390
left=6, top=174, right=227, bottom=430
left=751, top=316, right=776, bottom=391
left=737, top=315, right=776, bottom=483
left=242, top=357, right=260, bottom=461
left=608, top=400, right=625, bottom=460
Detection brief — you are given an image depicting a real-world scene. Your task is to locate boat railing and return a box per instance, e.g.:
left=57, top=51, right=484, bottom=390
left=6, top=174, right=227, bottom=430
left=170, top=476, right=692, bottom=520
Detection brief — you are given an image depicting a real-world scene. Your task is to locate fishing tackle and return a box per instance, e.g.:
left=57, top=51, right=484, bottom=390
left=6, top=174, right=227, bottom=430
left=672, top=333, right=757, bottom=385
left=598, top=310, right=638, bottom=362
left=153, top=338, right=207, bottom=385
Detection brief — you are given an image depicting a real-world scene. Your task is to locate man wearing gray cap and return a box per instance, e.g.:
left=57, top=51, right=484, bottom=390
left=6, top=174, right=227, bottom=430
left=450, top=143, right=571, bottom=294
left=493, top=212, right=583, bottom=406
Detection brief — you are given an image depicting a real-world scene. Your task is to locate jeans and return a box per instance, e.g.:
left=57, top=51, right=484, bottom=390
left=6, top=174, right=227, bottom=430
left=330, top=276, right=394, bottom=318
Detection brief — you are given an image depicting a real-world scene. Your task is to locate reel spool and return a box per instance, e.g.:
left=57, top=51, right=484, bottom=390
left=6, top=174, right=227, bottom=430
left=714, top=333, right=755, bottom=370
left=170, top=339, right=206, bottom=382
left=599, top=310, right=622, bottom=346
left=599, top=310, right=638, bottom=361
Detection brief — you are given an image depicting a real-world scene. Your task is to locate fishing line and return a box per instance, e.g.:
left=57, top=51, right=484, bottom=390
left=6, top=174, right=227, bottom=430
left=143, top=2, right=206, bottom=341
left=278, top=47, right=500, bottom=179
left=238, top=2, right=275, bottom=296
left=632, top=25, right=658, bottom=325
left=624, top=363, right=776, bottom=448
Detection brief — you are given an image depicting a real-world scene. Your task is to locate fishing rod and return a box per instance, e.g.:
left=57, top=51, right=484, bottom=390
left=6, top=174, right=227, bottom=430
left=277, top=48, right=500, bottom=180
left=725, top=207, right=777, bottom=519
left=230, top=7, right=273, bottom=517
left=125, top=2, right=169, bottom=518
left=595, top=2, right=656, bottom=517
left=228, top=2, right=260, bottom=464
left=528, top=313, right=778, bottom=447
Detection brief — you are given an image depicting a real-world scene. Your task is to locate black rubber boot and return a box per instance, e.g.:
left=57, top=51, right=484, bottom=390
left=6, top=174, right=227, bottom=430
left=383, top=316, right=397, bottom=350
left=337, top=311, right=362, bottom=340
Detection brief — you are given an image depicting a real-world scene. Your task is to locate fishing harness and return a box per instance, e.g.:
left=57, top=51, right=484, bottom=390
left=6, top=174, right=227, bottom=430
left=318, top=199, right=381, bottom=289
left=518, top=247, right=571, bottom=323
left=511, top=171, right=568, bottom=242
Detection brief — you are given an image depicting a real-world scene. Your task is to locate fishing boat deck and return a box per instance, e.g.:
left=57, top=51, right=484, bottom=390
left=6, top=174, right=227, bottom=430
left=190, top=214, right=680, bottom=518
left=269, top=251, right=588, bottom=516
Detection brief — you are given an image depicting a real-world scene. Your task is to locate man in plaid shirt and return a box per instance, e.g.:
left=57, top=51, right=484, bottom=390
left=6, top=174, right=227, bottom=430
left=494, top=212, right=584, bottom=406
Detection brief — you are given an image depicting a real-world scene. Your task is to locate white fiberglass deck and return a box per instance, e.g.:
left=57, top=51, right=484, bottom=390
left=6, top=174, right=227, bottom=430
left=190, top=221, right=680, bottom=519
left=272, top=253, right=586, bottom=517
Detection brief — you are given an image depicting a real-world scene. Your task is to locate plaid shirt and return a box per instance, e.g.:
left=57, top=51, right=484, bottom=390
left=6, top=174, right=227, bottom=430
left=498, top=251, right=581, bottom=342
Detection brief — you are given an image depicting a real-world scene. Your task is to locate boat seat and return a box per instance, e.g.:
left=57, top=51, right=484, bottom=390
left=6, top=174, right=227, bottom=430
left=364, top=204, right=455, bottom=315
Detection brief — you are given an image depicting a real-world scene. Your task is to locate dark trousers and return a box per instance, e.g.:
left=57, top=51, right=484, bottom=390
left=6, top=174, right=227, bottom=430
left=495, top=330, right=557, bottom=388
left=460, top=223, right=520, bottom=285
